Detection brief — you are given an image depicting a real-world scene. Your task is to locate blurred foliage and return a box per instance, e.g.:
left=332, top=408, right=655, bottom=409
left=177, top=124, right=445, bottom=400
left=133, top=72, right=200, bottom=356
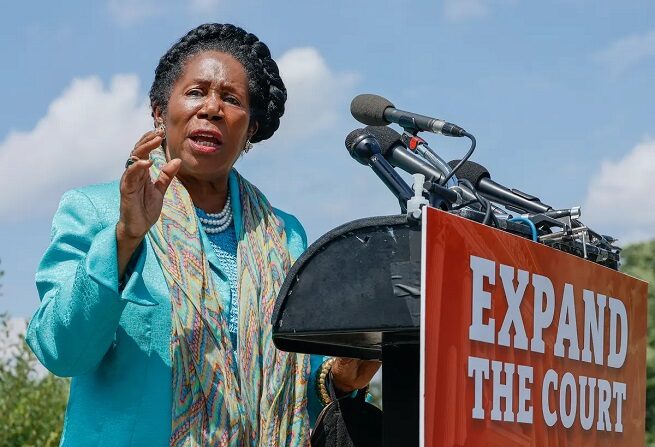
left=0, top=312, right=69, bottom=447
left=620, top=240, right=655, bottom=446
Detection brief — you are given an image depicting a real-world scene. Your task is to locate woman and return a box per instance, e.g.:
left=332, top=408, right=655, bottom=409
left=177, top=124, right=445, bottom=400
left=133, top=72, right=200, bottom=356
left=26, top=23, right=379, bottom=446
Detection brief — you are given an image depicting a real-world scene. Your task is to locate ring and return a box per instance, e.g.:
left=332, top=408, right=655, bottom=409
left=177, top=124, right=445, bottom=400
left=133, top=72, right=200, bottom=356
left=125, top=156, right=138, bottom=169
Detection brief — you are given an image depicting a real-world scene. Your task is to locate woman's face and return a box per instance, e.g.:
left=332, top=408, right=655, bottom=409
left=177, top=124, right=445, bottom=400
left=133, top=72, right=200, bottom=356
left=155, top=50, right=256, bottom=183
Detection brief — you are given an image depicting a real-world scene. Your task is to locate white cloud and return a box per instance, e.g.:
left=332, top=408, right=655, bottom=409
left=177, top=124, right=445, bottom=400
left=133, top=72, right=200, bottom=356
left=0, top=75, right=151, bottom=222
left=273, top=47, right=359, bottom=143
left=594, top=29, right=655, bottom=76
left=583, top=139, right=655, bottom=244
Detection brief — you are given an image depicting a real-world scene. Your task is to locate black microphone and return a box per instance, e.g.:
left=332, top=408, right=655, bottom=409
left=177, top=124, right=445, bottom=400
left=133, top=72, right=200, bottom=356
left=363, top=126, right=459, bottom=205
left=449, top=160, right=552, bottom=214
left=345, top=129, right=413, bottom=211
left=350, top=94, right=467, bottom=137
left=363, top=126, right=445, bottom=182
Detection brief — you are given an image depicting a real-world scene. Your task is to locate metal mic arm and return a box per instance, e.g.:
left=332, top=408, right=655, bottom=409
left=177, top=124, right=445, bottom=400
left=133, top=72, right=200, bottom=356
left=399, top=132, right=458, bottom=188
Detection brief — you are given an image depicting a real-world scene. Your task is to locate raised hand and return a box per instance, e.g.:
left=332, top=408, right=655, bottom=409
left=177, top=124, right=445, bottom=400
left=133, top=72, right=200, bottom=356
left=116, top=128, right=182, bottom=277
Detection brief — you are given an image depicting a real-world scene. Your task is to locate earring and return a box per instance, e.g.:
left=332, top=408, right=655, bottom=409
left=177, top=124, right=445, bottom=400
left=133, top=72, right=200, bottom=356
left=156, top=120, right=166, bottom=139
left=243, top=139, right=253, bottom=153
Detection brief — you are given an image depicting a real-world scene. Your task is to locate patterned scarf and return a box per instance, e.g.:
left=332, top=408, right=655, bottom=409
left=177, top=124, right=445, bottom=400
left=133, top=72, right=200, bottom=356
left=147, top=149, right=310, bottom=446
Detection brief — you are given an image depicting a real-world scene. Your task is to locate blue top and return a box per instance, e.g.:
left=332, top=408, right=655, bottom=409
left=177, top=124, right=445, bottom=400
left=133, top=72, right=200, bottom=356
left=195, top=210, right=240, bottom=348
left=26, top=171, right=326, bottom=446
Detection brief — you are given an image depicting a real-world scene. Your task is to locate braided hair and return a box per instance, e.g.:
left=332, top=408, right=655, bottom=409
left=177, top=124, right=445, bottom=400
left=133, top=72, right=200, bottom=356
left=149, top=23, right=286, bottom=143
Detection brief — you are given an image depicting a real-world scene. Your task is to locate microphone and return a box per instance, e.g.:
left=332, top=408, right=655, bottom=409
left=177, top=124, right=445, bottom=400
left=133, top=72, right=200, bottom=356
left=363, top=126, right=459, bottom=206
left=350, top=94, right=467, bottom=137
left=363, top=126, right=446, bottom=182
left=449, top=160, right=552, bottom=214
left=345, top=129, right=414, bottom=211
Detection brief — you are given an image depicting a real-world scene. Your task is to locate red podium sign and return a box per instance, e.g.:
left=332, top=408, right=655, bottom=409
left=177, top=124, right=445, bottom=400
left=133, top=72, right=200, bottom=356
left=420, top=207, right=648, bottom=446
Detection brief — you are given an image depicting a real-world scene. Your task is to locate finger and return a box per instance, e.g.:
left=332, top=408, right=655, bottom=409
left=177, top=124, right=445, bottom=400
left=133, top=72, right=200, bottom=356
left=335, top=357, right=356, bottom=366
left=121, top=159, right=153, bottom=192
left=123, top=158, right=153, bottom=175
left=360, top=359, right=382, bottom=367
left=122, top=159, right=153, bottom=182
left=131, top=134, right=164, bottom=159
left=134, top=130, right=155, bottom=147
left=134, top=127, right=165, bottom=148
left=357, top=360, right=381, bottom=379
left=153, top=158, right=182, bottom=195
left=333, top=358, right=381, bottom=391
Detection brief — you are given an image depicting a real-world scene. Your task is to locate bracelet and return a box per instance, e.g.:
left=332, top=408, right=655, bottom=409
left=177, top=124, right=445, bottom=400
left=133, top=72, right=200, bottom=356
left=317, top=358, right=336, bottom=406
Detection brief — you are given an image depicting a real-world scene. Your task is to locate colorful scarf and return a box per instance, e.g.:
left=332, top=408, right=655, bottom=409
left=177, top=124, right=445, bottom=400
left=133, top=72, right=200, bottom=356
left=147, top=149, right=310, bottom=446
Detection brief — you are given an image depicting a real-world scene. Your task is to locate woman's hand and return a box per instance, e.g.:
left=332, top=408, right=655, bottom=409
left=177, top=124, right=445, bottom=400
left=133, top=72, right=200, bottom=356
left=330, top=358, right=381, bottom=394
left=116, top=128, right=181, bottom=277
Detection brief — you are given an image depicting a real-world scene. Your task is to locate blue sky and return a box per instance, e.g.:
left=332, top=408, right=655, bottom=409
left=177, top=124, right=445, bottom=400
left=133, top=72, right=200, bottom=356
left=1, top=0, right=654, bottom=318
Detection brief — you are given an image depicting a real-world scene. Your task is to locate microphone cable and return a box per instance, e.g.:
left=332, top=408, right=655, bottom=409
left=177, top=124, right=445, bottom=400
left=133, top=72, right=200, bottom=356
left=508, top=217, right=539, bottom=241
left=440, top=132, right=476, bottom=186
left=457, top=178, right=498, bottom=227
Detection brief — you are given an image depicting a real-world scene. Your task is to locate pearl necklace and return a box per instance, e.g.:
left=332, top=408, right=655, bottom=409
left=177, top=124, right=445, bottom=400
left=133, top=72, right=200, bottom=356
left=198, top=195, right=233, bottom=234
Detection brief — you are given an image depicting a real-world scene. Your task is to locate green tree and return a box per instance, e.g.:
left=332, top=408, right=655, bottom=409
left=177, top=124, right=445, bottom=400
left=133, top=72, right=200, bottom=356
left=0, top=257, right=70, bottom=446
left=620, top=240, right=655, bottom=445
left=0, top=313, right=70, bottom=447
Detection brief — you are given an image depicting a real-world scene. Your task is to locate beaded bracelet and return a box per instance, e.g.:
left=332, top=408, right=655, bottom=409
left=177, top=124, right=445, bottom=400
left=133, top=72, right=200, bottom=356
left=317, top=358, right=336, bottom=406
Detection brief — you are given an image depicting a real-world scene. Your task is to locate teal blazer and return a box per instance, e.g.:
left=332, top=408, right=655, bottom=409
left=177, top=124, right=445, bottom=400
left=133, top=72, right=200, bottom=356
left=26, top=171, right=325, bottom=446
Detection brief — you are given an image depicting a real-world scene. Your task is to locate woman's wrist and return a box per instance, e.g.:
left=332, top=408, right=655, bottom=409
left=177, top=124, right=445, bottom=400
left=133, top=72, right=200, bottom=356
left=116, top=219, right=148, bottom=242
left=116, top=222, right=145, bottom=279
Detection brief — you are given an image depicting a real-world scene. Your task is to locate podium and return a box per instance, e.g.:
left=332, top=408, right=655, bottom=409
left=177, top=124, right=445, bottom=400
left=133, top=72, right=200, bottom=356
left=272, top=214, right=422, bottom=445
left=272, top=207, right=648, bottom=447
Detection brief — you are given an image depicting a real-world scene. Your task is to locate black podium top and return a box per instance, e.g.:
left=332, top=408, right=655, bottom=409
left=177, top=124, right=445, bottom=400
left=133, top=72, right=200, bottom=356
left=272, top=215, right=422, bottom=360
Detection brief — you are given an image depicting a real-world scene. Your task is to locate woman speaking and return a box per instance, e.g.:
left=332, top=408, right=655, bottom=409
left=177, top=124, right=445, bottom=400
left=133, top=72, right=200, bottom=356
left=26, top=23, right=378, bottom=446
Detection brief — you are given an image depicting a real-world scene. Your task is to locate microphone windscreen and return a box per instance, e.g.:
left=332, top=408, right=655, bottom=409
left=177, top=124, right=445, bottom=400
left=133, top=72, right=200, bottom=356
left=364, top=126, right=402, bottom=156
left=344, top=128, right=370, bottom=151
left=448, top=160, right=490, bottom=186
left=350, top=94, right=394, bottom=126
